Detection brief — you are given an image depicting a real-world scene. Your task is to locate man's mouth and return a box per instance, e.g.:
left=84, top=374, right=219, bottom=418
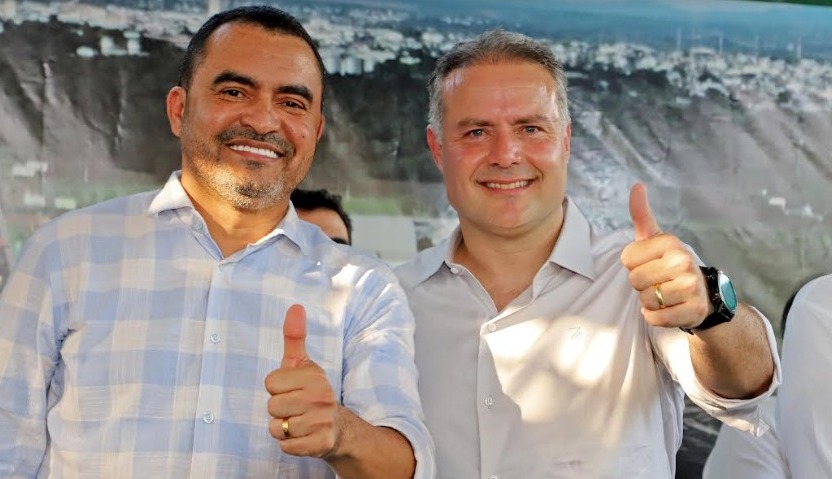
left=228, top=144, right=281, bottom=159
left=483, top=180, right=530, bottom=190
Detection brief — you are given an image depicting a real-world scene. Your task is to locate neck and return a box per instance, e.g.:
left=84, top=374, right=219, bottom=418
left=182, top=175, right=288, bottom=258
left=454, top=210, right=565, bottom=311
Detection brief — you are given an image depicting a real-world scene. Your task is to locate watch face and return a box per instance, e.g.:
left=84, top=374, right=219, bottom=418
left=717, top=272, right=738, bottom=313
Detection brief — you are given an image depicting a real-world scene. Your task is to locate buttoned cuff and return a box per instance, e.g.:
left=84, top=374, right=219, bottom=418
left=374, top=417, right=437, bottom=479
left=681, top=306, right=782, bottom=437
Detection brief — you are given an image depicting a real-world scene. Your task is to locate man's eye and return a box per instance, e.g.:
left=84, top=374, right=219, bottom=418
left=466, top=129, right=484, bottom=137
left=222, top=89, right=243, bottom=97
left=283, top=100, right=306, bottom=109
left=524, top=126, right=540, bottom=133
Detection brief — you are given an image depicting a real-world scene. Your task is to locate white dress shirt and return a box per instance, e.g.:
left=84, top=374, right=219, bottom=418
left=396, top=198, right=780, bottom=479
left=704, top=396, right=788, bottom=479
left=777, top=274, right=832, bottom=479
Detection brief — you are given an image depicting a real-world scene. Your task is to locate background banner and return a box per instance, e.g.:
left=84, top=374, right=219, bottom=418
left=1, top=1, right=830, bottom=475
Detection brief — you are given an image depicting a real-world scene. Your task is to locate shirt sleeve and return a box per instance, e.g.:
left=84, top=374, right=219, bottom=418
left=0, top=234, right=63, bottom=478
left=776, top=276, right=832, bottom=478
left=340, top=266, right=436, bottom=479
left=703, top=396, right=788, bottom=479
left=648, top=306, right=781, bottom=436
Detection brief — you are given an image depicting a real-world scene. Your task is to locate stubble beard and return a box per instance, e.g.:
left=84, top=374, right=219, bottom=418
left=206, top=160, right=288, bottom=211
left=181, top=122, right=302, bottom=211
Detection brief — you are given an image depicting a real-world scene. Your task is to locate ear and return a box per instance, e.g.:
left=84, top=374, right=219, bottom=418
left=563, top=122, right=572, bottom=162
left=316, top=114, right=326, bottom=142
left=426, top=125, right=444, bottom=174
left=166, top=86, right=186, bottom=138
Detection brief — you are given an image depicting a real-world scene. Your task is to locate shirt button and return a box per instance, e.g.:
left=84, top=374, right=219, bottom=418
left=486, top=323, right=497, bottom=332
left=193, top=221, right=204, bottom=232
left=202, top=412, right=214, bottom=424
left=449, top=267, right=459, bottom=274
left=483, top=396, right=494, bottom=408
left=490, top=475, right=499, bottom=479
left=209, top=333, right=221, bottom=344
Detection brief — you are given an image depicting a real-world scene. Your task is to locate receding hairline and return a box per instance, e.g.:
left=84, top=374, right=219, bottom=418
left=439, top=56, right=559, bottom=85
left=189, top=20, right=325, bottom=92
left=436, top=58, right=567, bottom=121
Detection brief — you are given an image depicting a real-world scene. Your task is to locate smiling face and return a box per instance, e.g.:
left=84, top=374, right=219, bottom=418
left=166, top=21, right=325, bottom=212
left=427, top=61, right=571, bottom=239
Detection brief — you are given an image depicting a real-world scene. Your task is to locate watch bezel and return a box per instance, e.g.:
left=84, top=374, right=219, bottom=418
left=681, top=266, right=737, bottom=334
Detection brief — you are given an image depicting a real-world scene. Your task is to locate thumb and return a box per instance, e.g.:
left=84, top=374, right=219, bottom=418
left=629, top=183, right=662, bottom=241
left=281, top=304, right=308, bottom=369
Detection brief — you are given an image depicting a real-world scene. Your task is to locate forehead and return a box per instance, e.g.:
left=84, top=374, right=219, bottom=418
left=197, top=22, right=323, bottom=92
left=441, top=61, right=557, bottom=114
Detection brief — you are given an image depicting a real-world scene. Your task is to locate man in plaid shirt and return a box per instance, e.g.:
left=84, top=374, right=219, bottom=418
left=0, top=6, right=434, bottom=478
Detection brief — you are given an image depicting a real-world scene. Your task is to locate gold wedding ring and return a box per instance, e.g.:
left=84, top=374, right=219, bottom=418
left=654, top=283, right=666, bottom=309
left=282, top=417, right=291, bottom=438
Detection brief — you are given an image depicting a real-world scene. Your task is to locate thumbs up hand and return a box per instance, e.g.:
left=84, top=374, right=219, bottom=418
left=265, top=304, right=343, bottom=458
left=620, top=184, right=712, bottom=330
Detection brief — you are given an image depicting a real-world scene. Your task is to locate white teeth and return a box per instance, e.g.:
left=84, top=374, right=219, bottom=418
left=229, top=144, right=279, bottom=159
left=485, top=180, right=529, bottom=190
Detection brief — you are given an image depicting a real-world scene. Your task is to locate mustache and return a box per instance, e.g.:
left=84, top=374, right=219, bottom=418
left=217, top=127, right=295, bottom=158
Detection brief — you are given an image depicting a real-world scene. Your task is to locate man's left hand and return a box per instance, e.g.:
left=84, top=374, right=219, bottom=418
left=265, top=304, right=343, bottom=458
left=620, top=183, right=712, bottom=330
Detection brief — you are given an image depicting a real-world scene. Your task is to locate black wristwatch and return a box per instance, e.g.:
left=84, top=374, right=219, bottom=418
left=682, top=266, right=739, bottom=334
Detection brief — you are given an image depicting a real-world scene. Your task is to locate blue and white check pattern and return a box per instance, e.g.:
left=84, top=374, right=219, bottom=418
left=0, top=172, right=435, bottom=478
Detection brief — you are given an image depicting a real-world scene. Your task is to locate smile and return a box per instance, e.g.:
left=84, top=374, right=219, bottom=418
left=484, top=180, right=530, bottom=190
left=229, top=144, right=280, bottom=159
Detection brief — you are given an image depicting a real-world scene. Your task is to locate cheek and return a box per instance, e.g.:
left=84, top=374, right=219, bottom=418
left=286, top=122, right=319, bottom=148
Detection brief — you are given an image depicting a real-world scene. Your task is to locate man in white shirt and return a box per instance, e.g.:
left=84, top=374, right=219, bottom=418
left=395, top=28, right=780, bottom=478
left=703, top=392, right=787, bottom=478
left=777, top=275, right=832, bottom=477
left=704, top=275, right=832, bottom=479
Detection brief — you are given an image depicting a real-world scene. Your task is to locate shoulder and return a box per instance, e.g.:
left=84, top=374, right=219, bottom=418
left=785, top=274, right=832, bottom=337
left=590, top=228, right=632, bottom=264
left=10, top=191, right=157, bottom=279
left=34, top=190, right=157, bottom=237
left=393, top=240, right=448, bottom=291
left=300, top=223, right=400, bottom=287
left=23, top=191, right=157, bottom=249
left=794, top=275, right=832, bottom=308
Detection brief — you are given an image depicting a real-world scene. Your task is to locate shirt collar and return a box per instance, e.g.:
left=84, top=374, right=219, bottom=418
left=147, top=171, right=193, bottom=214
left=147, top=170, right=312, bottom=255
left=547, top=197, right=597, bottom=281
left=406, top=196, right=598, bottom=287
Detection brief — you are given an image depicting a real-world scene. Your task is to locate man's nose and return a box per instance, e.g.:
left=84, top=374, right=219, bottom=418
left=489, top=131, right=522, bottom=167
left=239, top=97, right=281, bottom=134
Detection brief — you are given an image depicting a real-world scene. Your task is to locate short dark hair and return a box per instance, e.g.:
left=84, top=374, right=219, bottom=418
left=178, top=5, right=326, bottom=98
left=291, top=188, right=352, bottom=244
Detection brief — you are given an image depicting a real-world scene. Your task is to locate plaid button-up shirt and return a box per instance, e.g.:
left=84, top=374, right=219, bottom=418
left=0, top=172, right=434, bottom=479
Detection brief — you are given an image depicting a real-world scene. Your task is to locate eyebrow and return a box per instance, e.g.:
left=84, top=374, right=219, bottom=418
left=514, top=114, right=553, bottom=125
left=456, top=118, right=493, bottom=129
left=211, top=70, right=314, bottom=104
left=455, top=114, right=554, bottom=129
left=277, top=84, right=314, bottom=104
left=212, top=70, right=256, bottom=88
